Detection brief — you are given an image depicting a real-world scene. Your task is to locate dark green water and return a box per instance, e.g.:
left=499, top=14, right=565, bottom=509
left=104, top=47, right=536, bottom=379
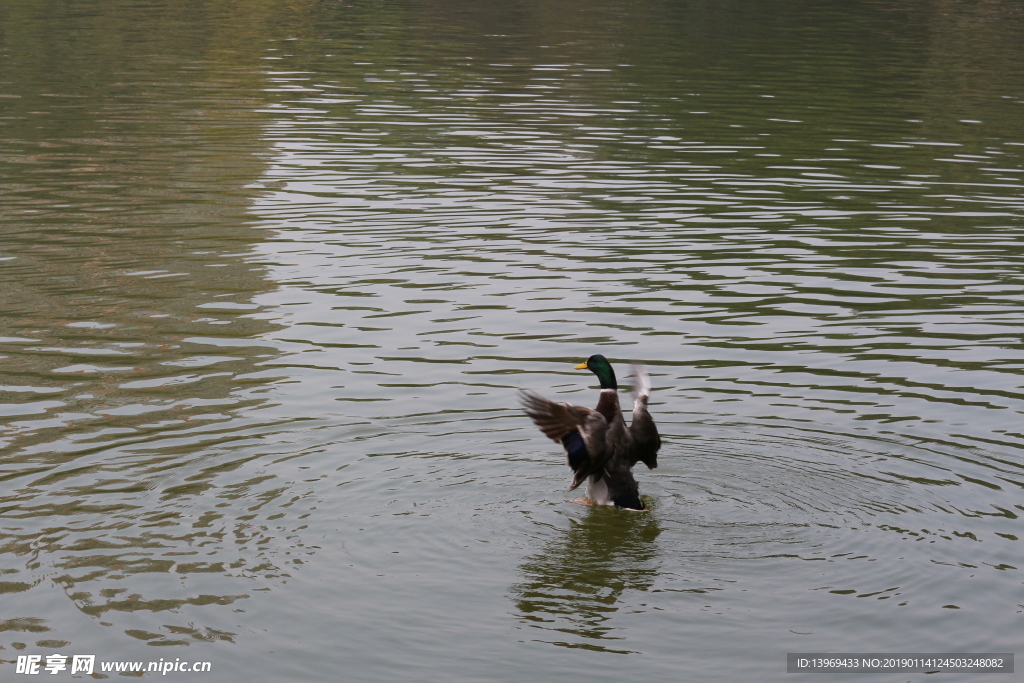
left=2, top=1, right=1024, bottom=680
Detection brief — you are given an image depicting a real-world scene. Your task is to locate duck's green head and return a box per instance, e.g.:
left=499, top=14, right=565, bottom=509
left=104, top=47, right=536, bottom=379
left=574, top=354, right=617, bottom=390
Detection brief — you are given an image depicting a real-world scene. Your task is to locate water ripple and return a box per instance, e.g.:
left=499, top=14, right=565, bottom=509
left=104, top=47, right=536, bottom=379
left=2, top=0, right=1024, bottom=678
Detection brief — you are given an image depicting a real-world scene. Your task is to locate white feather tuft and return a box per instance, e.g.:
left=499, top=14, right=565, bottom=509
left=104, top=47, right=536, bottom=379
left=632, top=363, right=651, bottom=409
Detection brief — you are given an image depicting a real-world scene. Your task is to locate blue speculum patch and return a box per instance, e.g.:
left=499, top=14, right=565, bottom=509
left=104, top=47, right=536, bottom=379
left=561, top=431, right=588, bottom=471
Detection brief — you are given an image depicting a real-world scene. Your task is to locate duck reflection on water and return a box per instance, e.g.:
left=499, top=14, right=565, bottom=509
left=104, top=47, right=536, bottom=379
left=511, top=505, right=662, bottom=653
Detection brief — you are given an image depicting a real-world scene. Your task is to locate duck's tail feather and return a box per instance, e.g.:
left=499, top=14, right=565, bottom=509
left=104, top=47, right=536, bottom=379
left=612, top=493, right=645, bottom=511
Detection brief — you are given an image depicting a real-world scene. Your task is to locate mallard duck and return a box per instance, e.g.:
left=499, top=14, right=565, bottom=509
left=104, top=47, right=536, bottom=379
left=521, top=354, right=661, bottom=510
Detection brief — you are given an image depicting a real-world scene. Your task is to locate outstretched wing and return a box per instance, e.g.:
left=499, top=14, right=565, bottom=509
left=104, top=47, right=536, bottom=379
left=629, top=364, right=660, bottom=469
left=520, top=390, right=609, bottom=490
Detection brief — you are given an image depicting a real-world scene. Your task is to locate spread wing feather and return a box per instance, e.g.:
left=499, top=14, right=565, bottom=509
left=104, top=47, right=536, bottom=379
left=629, top=364, right=661, bottom=469
left=520, top=391, right=609, bottom=490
